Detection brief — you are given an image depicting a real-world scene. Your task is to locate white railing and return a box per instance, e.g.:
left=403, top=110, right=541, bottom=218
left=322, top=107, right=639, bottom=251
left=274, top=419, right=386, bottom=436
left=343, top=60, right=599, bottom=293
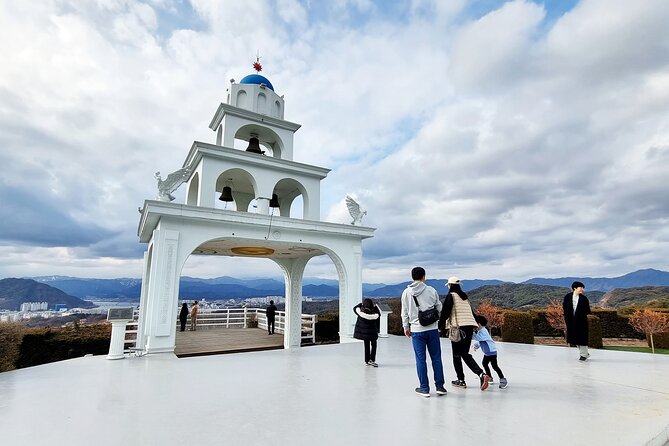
left=124, top=307, right=316, bottom=352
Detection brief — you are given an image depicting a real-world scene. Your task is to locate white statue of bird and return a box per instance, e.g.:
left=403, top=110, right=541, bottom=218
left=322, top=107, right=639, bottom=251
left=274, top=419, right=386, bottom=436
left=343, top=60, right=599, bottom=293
left=155, top=168, right=190, bottom=202
left=345, top=195, right=367, bottom=226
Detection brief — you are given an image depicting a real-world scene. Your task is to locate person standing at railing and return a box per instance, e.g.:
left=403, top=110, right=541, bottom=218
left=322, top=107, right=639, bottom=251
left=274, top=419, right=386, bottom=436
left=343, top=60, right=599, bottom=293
left=190, top=301, right=199, bottom=331
left=179, top=303, right=188, bottom=332
left=353, top=298, right=381, bottom=367
left=266, top=300, right=277, bottom=335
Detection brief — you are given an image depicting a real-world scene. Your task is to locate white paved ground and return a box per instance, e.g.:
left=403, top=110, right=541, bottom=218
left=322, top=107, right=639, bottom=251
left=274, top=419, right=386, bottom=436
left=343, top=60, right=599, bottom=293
left=0, top=336, right=667, bottom=446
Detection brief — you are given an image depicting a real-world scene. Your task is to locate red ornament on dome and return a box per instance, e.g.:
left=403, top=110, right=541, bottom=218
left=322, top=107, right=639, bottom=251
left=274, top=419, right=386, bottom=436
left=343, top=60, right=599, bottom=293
left=253, top=52, right=262, bottom=73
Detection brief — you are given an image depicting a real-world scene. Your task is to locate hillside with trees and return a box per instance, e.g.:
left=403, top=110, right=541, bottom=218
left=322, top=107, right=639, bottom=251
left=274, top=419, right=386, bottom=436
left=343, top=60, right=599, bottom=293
left=466, top=283, right=605, bottom=310
left=0, top=278, right=96, bottom=310
left=599, top=286, right=669, bottom=309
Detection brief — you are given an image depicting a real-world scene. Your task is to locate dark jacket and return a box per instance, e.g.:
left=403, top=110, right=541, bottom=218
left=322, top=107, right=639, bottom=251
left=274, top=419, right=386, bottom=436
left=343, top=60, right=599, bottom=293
left=353, top=304, right=380, bottom=341
left=266, top=303, right=277, bottom=321
left=179, top=304, right=188, bottom=323
left=563, top=292, right=591, bottom=346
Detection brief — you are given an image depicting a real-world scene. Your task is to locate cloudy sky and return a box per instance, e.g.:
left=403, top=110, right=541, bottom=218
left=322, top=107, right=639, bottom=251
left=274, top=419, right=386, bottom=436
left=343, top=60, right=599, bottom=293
left=1, top=0, right=668, bottom=284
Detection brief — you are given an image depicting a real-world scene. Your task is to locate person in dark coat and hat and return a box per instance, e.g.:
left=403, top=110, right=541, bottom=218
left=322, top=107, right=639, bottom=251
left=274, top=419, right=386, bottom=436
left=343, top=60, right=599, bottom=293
left=353, top=298, right=381, bottom=367
left=563, top=281, right=592, bottom=361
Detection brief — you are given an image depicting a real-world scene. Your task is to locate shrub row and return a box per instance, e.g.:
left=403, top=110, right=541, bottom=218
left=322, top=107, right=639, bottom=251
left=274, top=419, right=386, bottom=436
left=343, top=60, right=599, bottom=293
left=13, top=323, right=111, bottom=370
left=501, top=311, right=534, bottom=344
left=648, top=332, right=669, bottom=349
left=588, top=315, right=603, bottom=348
left=0, top=322, right=25, bottom=372
left=381, top=298, right=655, bottom=345
left=314, top=312, right=340, bottom=342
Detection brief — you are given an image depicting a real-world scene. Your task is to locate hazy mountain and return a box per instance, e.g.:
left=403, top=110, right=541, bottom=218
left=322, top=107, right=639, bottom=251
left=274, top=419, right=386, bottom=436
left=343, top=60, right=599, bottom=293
left=367, top=279, right=506, bottom=297
left=0, top=278, right=96, bottom=310
left=30, top=276, right=141, bottom=299
left=23, top=269, right=669, bottom=302
left=523, top=269, right=669, bottom=291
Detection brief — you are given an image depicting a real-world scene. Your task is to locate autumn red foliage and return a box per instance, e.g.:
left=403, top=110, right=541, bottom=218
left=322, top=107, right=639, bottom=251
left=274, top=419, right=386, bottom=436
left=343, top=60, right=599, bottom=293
left=545, top=299, right=567, bottom=341
left=628, top=309, right=669, bottom=353
left=475, top=300, right=503, bottom=331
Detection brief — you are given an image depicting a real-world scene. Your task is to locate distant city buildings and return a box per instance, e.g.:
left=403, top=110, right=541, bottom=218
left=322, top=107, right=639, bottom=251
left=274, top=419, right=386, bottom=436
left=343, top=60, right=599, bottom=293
left=20, top=301, right=48, bottom=312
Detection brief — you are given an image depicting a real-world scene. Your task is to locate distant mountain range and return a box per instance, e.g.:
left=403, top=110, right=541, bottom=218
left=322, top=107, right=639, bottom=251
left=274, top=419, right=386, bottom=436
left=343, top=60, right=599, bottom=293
left=19, top=268, right=669, bottom=301
left=0, top=278, right=96, bottom=311
left=522, top=269, right=669, bottom=291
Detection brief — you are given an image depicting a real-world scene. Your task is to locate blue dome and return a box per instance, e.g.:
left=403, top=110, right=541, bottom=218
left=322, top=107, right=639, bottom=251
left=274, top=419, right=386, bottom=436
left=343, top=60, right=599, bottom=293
left=239, top=74, right=274, bottom=91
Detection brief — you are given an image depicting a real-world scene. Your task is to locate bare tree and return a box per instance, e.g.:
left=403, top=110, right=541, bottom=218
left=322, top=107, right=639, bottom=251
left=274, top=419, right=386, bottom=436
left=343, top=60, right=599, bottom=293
left=628, top=309, right=669, bottom=354
left=545, top=299, right=567, bottom=342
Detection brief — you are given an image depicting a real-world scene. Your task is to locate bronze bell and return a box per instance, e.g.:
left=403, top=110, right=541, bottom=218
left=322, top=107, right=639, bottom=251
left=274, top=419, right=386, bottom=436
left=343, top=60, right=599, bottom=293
left=219, top=186, right=233, bottom=202
left=245, top=137, right=264, bottom=154
left=269, top=193, right=280, bottom=208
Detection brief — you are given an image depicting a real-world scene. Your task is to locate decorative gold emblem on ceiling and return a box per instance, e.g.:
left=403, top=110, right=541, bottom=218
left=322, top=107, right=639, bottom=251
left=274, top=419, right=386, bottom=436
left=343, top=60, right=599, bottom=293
left=231, top=247, right=275, bottom=256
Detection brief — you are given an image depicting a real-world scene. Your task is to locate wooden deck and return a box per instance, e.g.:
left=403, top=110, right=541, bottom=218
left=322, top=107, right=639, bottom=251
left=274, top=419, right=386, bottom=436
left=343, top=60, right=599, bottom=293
left=174, top=328, right=284, bottom=358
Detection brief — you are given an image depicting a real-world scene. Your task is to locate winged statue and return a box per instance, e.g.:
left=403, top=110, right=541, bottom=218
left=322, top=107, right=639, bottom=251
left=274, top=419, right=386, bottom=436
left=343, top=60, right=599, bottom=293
left=345, top=195, right=367, bottom=226
left=155, top=168, right=191, bottom=202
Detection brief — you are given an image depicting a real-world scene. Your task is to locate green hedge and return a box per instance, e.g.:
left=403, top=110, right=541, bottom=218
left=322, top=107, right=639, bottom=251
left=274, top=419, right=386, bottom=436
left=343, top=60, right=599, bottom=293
left=647, top=332, right=669, bottom=349
left=591, top=309, right=642, bottom=338
left=530, top=310, right=563, bottom=337
left=0, top=322, right=25, bottom=372
left=314, top=313, right=340, bottom=342
left=532, top=308, right=644, bottom=339
left=588, top=315, right=603, bottom=348
left=502, top=311, right=534, bottom=344
left=15, top=323, right=111, bottom=369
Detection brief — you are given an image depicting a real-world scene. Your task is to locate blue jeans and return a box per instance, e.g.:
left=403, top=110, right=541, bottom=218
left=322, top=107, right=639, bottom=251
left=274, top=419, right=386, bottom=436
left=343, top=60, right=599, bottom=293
left=411, top=329, right=445, bottom=391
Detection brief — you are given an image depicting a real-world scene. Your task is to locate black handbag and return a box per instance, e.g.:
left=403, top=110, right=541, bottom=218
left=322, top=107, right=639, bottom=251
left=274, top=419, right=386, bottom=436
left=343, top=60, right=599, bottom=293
left=413, top=294, right=439, bottom=326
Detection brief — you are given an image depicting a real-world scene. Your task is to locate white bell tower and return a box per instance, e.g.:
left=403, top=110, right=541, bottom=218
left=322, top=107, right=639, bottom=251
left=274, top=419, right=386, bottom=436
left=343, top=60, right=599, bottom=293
left=136, top=61, right=375, bottom=354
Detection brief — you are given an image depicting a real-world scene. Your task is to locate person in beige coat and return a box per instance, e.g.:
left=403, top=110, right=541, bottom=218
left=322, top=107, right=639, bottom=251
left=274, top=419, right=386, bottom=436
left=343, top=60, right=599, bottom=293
left=438, top=276, right=490, bottom=391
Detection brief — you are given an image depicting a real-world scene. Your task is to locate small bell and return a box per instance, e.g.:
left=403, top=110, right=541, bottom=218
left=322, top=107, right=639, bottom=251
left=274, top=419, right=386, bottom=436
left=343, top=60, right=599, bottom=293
left=269, top=194, right=280, bottom=208
left=245, top=137, right=264, bottom=154
left=219, top=186, right=233, bottom=202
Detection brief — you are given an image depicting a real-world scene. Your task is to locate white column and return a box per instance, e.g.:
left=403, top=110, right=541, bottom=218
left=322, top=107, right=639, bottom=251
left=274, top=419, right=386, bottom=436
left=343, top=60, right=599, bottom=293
left=107, top=321, right=127, bottom=360
left=274, top=257, right=310, bottom=349
left=144, top=229, right=180, bottom=354
left=136, top=249, right=151, bottom=350
left=379, top=310, right=392, bottom=338
left=337, top=245, right=363, bottom=343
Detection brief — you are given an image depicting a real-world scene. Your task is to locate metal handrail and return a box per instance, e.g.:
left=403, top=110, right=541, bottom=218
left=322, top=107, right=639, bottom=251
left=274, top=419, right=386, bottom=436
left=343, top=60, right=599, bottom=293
left=124, top=307, right=317, bottom=351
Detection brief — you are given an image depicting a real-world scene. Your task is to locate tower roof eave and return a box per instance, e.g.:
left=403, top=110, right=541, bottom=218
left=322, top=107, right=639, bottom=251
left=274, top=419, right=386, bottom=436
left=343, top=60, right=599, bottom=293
left=137, top=200, right=376, bottom=243
left=209, top=103, right=301, bottom=132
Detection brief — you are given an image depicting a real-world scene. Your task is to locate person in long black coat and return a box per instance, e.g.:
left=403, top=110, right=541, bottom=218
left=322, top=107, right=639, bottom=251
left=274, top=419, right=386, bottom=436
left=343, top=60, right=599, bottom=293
left=179, top=303, right=188, bottom=332
left=562, top=281, right=592, bottom=361
left=353, top=298, right=381, bottom=367
left=266, top=300, right=277, bottom=335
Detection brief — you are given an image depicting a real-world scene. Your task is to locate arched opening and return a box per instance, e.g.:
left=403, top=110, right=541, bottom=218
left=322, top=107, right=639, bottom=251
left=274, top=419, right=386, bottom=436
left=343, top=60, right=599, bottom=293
left=272, top=178, right=308, bottom=219
left=186, top=172, right=199, bottom=206
left=236, top=90, right=249, bottom=109
left=214, top=168, right=256, bottom=212
left=257, top=93, right=267, bottom=114
left=233, top=125, right=284, bottom=159
left=303, top=255, right=341, bottom=345
left=175, top=253, right=287, bottom=356
left=273, top=100, right=281, bottom=118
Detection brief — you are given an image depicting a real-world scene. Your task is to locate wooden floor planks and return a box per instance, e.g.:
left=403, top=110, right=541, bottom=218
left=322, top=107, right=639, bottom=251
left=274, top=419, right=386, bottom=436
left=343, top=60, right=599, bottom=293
left=174, top=327, right=284, bottom=357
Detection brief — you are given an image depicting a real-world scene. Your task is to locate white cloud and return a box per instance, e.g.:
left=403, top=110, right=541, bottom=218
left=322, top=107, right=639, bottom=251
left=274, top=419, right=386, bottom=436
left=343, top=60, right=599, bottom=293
left=0, top=0, right=668, bottom=285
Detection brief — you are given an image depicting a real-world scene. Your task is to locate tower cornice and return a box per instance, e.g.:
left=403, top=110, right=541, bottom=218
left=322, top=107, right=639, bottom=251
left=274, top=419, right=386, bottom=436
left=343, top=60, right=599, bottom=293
left=209, top=103, right=302, bottom=133
left=182, top=141, right=330, bottom=179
